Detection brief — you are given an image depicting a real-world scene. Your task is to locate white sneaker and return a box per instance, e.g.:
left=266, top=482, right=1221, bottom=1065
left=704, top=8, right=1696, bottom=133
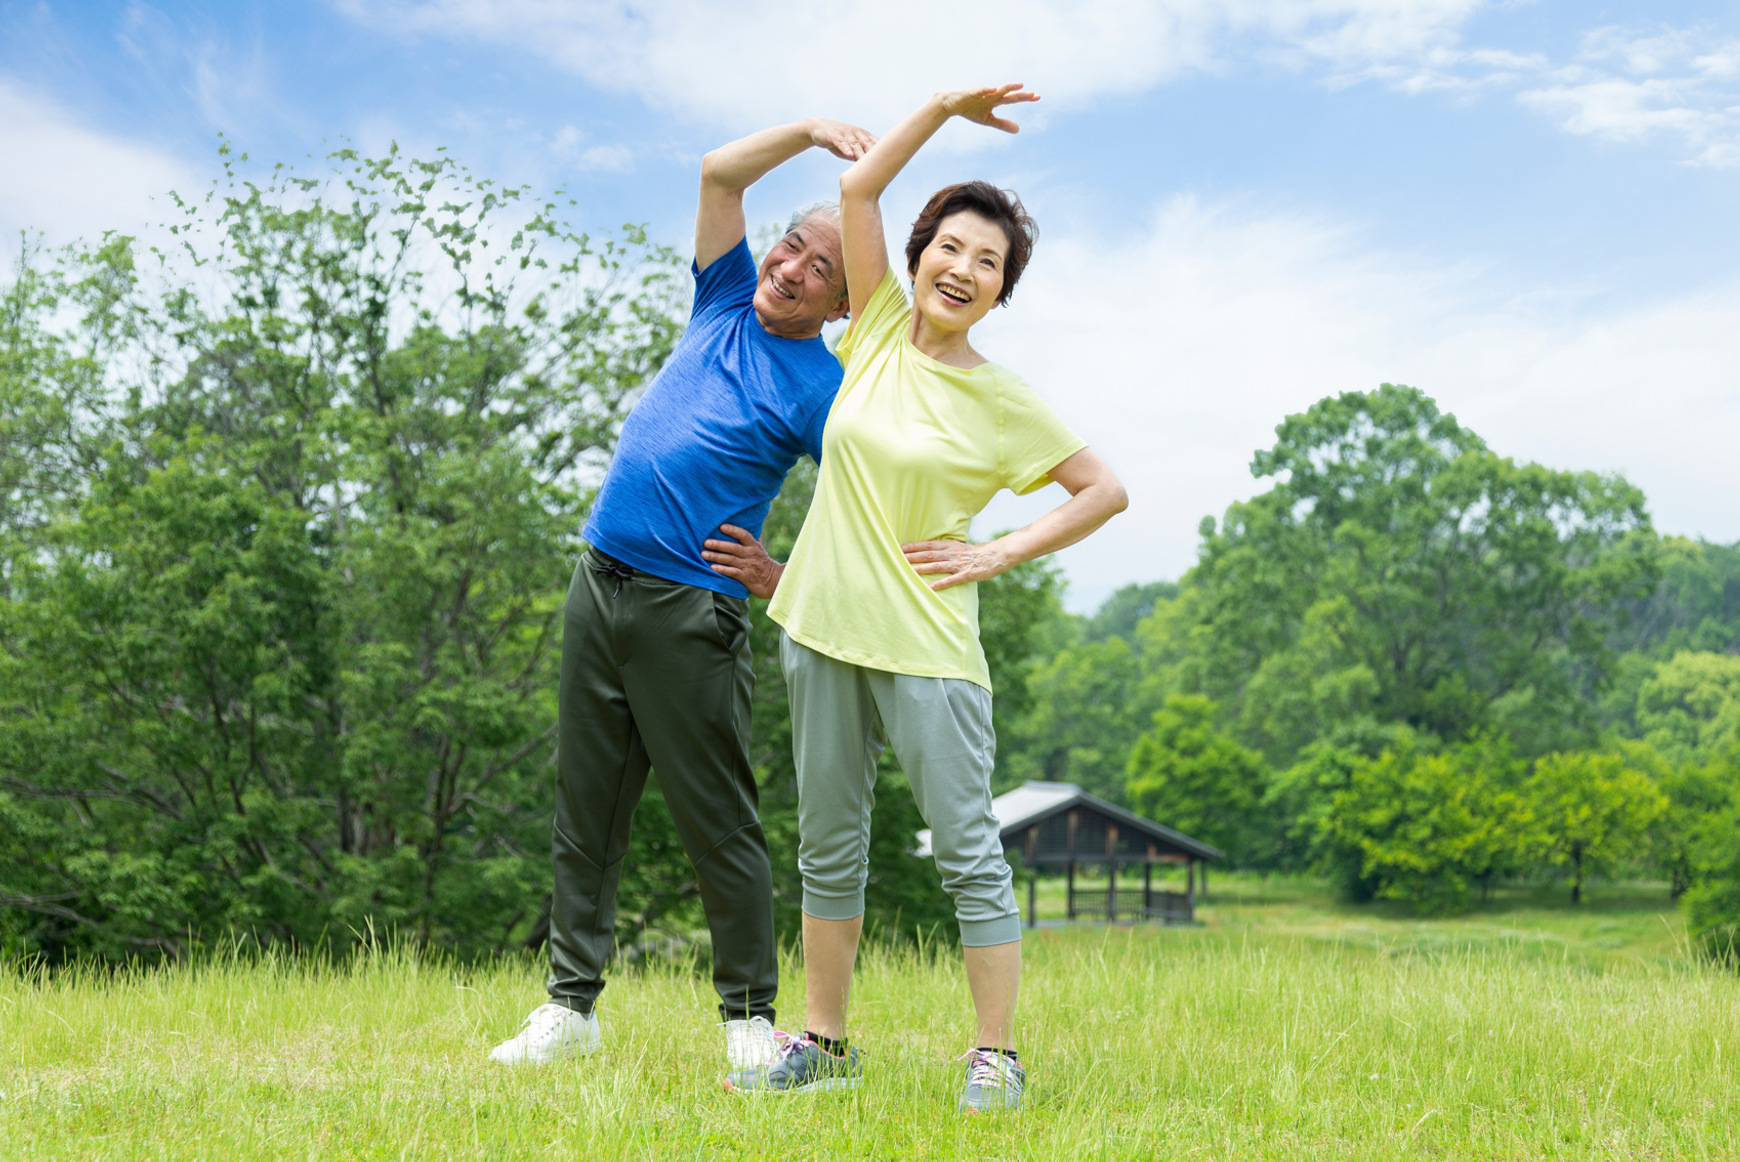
left=724, top=1015, right=781, bottom=1071
left=488, top=1003, right=601, bottom=1065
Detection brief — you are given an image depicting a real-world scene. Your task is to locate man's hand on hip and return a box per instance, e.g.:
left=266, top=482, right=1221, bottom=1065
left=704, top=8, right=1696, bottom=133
left=705, top=525, right=785, bottom=600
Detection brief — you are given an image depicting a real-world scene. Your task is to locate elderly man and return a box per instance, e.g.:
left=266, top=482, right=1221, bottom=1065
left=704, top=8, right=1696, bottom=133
left=489, top=115, right=877, bottom=1070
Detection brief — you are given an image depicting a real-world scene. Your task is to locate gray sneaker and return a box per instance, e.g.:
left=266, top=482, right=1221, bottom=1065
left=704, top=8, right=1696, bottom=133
left=958, top=1049, right=1025, bottom=1112
left=722, top=1033, right=862, bottom=1094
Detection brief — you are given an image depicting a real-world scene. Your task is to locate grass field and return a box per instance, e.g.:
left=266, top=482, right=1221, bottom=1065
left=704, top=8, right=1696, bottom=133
left=4, top=878, right=1737, bottom=1160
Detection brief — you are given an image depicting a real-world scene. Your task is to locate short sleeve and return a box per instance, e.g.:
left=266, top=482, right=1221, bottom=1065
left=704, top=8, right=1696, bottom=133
left=690, top=239, right=757, bottom=322
left=799, top=392, right=831, bottom=464
left=999, top=376, right=1088, bottom=495
left=834, top=267, right=910, bottom=366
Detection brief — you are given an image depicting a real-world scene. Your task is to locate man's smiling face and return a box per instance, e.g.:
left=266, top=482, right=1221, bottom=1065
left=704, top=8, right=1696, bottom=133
left=753, top=217, right=848, bottom=339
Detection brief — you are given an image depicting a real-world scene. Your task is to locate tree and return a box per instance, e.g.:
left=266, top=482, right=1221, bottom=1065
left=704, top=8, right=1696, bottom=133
left=1635, top=651, right=1740, bottom=763
left=1529, top=750, right=1668, bottom=904
left=1323, top=736, right=1537, bottom=915
left=1125, top=695, right=1267, bottom=862
left=1008, top=637, right=1149, bottom=799
left=1609, top=536, right=1740, bottom=659
left=1681, top=743, right=1740, bottom=962
left=1082, top=581, right=1179, bottom=644
left=1166, top=384, right=1659, bottom=767
left=0, top=146, right=684, bottom=960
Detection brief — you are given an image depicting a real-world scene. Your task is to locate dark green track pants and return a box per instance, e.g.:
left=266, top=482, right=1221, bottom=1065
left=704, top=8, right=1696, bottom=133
left=546, top=549, right=777, bottom=1022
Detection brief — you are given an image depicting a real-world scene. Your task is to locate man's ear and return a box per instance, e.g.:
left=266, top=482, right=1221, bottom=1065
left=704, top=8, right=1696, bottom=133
left=824, top=294, right=851, bottom=324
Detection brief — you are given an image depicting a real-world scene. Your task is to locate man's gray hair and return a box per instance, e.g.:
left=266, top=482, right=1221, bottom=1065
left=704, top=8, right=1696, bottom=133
left=787, top=201, right=841, bottom=232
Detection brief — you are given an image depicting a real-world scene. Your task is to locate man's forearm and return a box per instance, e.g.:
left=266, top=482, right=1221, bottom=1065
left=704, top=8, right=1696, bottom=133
left=702, top=120, right=819, bottom=194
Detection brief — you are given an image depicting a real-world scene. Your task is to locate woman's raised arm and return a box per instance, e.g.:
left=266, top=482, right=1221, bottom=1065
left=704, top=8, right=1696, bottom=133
left=838, top=84, right=1039, bottom=319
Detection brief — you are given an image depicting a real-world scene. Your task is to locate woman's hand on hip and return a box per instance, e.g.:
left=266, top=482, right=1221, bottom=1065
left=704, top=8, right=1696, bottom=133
left=704, top=525, right=785, bottom=600
left=902, top=540, right=1012, bottom=591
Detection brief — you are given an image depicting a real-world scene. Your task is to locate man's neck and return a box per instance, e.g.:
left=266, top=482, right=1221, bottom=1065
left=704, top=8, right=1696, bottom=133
left=754, top=309, right=822, bottom=341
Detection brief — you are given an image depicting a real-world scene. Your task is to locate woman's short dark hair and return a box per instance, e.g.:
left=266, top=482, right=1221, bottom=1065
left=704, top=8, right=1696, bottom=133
left=904, top=181, right=1037, bottom=307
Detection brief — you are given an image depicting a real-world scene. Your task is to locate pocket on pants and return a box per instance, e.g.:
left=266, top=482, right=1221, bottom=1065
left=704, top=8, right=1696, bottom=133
left=711, top=592, right=750, bottom=656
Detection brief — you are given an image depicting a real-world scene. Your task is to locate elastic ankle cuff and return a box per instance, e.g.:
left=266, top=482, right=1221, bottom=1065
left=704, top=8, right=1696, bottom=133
left=801, top=891, right=866, bottom=922
left=959, top=914, right=1024, bottom=947
left=720, top=1005, right=777, bottom=1024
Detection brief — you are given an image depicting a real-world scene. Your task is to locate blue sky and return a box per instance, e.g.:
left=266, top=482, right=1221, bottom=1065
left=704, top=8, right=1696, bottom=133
left=4, top=1, right=1737, bottom=610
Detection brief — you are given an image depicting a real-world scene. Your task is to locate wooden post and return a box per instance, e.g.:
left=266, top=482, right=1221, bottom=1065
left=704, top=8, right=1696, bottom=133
left=1187, top=859, right=1195, bottom=904
left=1027, top=869, right=1036, bottom=929
left=1143, top=861, right=1152, bottom=921
left=1201, top=862, right=1208, bottom=902
left=1105, top=822, right=1120, bottom=923
left=1066, top=859, right=1075, bottom=920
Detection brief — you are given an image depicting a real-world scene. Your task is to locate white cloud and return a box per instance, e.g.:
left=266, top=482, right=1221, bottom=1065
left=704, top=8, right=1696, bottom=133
left=329, top=2, right=1740, bottom=168
left=329, top=0, right=1487, bottom=129
left=0, top=78, right=199, bottom=246
left=1518, top=26, right=1740, bottom=166
left=550, top=125, right=633, bottom=172
left=965, top=199, right=1740, bottom=606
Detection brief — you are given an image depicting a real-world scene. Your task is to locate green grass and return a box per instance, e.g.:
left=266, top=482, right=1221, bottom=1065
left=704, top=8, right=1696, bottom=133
left=4, top=880, right=1737, bottom=1160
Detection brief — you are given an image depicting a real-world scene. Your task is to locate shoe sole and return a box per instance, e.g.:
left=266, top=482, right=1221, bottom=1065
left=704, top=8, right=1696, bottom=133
left=488, top=1041, right=602, bottom=1065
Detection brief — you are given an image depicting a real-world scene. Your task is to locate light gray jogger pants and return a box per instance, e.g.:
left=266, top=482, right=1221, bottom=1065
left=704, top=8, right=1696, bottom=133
left=781, top=632, right=1022, bottom=947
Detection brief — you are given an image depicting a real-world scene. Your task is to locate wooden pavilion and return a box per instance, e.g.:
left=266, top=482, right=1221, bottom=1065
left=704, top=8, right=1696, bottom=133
left=918, top=781, right=1224, bottom=926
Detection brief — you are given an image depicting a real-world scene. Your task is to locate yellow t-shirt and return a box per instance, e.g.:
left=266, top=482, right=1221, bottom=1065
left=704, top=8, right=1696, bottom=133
left=768, top=268, right=1086, bottom=690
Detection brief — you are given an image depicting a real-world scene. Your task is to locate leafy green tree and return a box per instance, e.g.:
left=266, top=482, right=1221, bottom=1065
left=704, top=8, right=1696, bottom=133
left=1529, top=750, right=1668, bottom=904
left=1624, top=740, right=1739, bottom=899
left=1125, top=695, right=1268, bottom=862
left=1609, top=536, right=1740, bottom=659
left=1082, top=581, right=1178, bottom=644
left=1163, top=384, right=1659, bottom=767
left=0, top=146, right=683, bottom=961
left=1634, top=651, right=1740, bottom=763
left=1261, top=719, right=1411, bottom=879
left=1008, top=636, right=1149, bottom=799
left=1682, top=744, right=1740, bottom=962
left=1323, top=736, right=1536, bottom=915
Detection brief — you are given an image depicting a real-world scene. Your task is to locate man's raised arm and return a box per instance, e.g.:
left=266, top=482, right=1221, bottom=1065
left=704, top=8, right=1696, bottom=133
left=696, top=119, right=879, bottom=272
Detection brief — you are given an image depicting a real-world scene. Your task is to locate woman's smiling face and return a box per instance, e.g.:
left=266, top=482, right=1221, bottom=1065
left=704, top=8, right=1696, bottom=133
left=909, top=211, right=1008, bottom=334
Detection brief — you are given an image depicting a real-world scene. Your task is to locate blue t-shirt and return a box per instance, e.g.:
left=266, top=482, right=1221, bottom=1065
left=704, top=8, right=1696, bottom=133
left=583, top=238, right=842, bottom=596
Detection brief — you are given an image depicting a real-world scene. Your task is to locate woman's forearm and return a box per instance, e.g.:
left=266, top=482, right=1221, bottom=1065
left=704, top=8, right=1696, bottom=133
left=901, top=447, right=1127, bottom=591
left=991, top=480, right=1129, bottom=568
left=840, top=97, right=950, bottom=204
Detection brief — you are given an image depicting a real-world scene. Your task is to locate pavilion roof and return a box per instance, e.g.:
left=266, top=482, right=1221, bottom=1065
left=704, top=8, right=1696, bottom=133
left=915, top=781, right=1224, bottom=862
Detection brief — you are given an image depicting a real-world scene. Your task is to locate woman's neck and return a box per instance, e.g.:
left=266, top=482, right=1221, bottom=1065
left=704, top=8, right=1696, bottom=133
left=909, top=310, right=987, bottom=370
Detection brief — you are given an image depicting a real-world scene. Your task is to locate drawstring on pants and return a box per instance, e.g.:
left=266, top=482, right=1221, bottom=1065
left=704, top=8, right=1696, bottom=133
left=588, top=553, right=634, bottom=598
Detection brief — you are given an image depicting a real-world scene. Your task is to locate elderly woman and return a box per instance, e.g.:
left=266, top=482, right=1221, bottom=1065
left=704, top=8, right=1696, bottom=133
left=705, top=84, right=1126, bottom=1112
